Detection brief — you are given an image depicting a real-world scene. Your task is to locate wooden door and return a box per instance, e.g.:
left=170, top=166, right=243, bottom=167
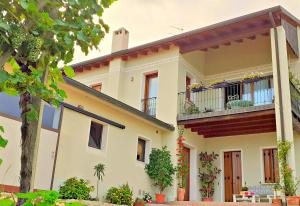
left=183, top=147, right=190, bottom=201
left=224, top=151, right=242, bottom=202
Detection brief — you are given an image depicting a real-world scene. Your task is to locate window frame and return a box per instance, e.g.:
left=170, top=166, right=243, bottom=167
left=136, top=137, right=151, bottom=164
left=88, top=121, right=104, bottom=150
left=137, top=138, right=146, bottom=162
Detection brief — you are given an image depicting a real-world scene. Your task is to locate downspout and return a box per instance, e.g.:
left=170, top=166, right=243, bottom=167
left=269, top=12, right=286, bottom=141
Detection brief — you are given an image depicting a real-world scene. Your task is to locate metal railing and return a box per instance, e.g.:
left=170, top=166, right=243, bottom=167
left=178, top=76, right=274, bottom=116
left=141, top=97, right=157, bottom=116
left=290, top=81, right=300, bottom=118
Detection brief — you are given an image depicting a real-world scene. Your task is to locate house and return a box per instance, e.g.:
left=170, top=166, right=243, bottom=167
left=1, top=5, right=300, bottom=202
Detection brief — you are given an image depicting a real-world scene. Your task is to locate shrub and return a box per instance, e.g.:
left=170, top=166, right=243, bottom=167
left=105, top=183, right=133, bottom=205
left=145, top=146, right=176, bottom=193
left=59, top=177, right=94, bottom=200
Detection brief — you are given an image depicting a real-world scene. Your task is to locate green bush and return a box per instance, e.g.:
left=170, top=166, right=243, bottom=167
left=59, top=177, right=94, bottom=200
left=145, top=146, right=176, bottom=193
left=105, top=183, right=133, bottom=205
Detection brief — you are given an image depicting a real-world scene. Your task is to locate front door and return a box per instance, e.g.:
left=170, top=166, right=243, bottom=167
left=224, top=151, right=242, bottom=202
left=183, top=147, right=190, bottom=201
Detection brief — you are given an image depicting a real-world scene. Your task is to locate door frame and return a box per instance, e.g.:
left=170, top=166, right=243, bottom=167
left=182, top=142, right=198, bottom=201
left=220, top=149, right=244, bottom=202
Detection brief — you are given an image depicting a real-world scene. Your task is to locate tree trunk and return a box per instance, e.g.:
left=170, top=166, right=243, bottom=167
left=17, top=92, right=43, bottom=205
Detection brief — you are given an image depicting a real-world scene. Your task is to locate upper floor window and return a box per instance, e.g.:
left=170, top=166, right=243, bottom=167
left=186, top=76, right=191, bottom=100
left=142, top=72, right=158, bottom=116
left=137, top=138, right=146, bottom=162
left=263, top=148, right=279, bottom=183
left=91, top=83, right=102, bottom=92
left=88, top=121, right=103, bottom=150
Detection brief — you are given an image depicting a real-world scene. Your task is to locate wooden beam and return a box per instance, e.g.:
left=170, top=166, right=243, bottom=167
left=247, top=35, right=256, bottom=40
left=202, top=126, right=276, bottom=138
left=150, top=47, right=159, bottom=53
left=180, top=24, right=271, bottom=53
left=139, top=50, right=148, bottom=56
left=181, top=109, right=275, bottom=127
left=121, top=56, right=128, bottom=61
left=223, top=42, right=231, bottom=46
left=190, top=117, right=275, bottom=131
left=161, top=44, right=170, bottom=50
left=234, top=39, right=244, bottom=43
left=197, top=122, right=276, bottom=134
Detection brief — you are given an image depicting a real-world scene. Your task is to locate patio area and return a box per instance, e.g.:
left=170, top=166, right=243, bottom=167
left=148, top=201, right=271, bottom=206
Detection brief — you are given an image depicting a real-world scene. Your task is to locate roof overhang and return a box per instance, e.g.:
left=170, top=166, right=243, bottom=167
left=71, top=6, right=300, bottom=72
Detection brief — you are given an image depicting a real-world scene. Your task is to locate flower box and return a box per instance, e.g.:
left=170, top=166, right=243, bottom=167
left=242, top=72, right=264, bottom=83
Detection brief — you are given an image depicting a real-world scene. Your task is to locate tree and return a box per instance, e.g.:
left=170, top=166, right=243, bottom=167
left=0, top=0, right=115, bottom=204
left=145, top=146, right=176, bottom=194
left=93, top=163, right=105, bottom=200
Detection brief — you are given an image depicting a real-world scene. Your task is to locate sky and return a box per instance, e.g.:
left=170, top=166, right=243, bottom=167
left=72, top=0, right=300, bottom=64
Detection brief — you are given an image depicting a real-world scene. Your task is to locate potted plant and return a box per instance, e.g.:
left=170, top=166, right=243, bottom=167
left=94, top=163, right=105, bottom=201
left=209, top=80, right=228, bottom=89
left=143, top=193, right=153, bottom=204
left=277, top=141, right=300, bottom=206
left=242, top=72, right=264, bottom=83
left=176, top=129, right=189, bottom=201
left=199, top=152, right=221, bottom=202
left=134, top=198, right=145, bottom=206
left=273, top=183, right=283, bottom=206
left=240, top=183, right=248, bottom=196
left=145, top=146, right=176, bottom=203
left=189, top=82, right=206, bottom=92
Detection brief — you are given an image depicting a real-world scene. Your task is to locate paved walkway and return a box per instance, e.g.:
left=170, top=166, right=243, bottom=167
left=148, top=201, right=271, bottom=206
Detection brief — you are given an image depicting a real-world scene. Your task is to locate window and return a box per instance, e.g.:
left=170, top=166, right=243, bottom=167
left=186, top=76, right=191, bottom=100
left=263, top=148, right=279, bottom=183
left=88, top=121, right=103, bottom=150
left=137, top=138, right=146, bottom=162
left=91, top=83, right=102, bottom=92
left=143, top=72, right=158, bottom=116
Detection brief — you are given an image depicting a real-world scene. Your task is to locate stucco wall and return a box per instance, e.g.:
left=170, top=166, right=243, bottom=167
left=0, top=115, right=58, bottom=190
left=53, top=84, right=175, bottom=200
left=183, top=132, right=277, bottom=202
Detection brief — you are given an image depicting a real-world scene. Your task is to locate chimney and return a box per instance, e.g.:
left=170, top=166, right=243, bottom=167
left=111, top=27, right=129, bottom=53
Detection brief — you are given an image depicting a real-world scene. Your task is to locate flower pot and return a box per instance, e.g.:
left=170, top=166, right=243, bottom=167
left=272, top=198, right=282, bottom=206
left=210, top=82, right=228, bottom=89
left=177, top=188, right=185, bottom=201
left=134, top=202, right=145, bottom=206
left=243, top=77, right=264, bottom=83
left=287, top=196, right=300, bottom=206
left=202, top=197, right=213, bottom=202
left=155, top=194, right=166, bottom=203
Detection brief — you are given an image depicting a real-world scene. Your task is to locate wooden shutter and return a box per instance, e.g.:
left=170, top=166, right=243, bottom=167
left=263, top=148, right=279, bottom=183
left=232, top=151, right=242, bottom=195
left=224, top=152, right=233, bottom=202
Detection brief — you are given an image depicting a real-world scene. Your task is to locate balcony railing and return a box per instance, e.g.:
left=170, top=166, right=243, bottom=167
left=290, top=81, right=300, bottom=118
left=178, top=76, right=274, bottom=117
left=141, top=97, right=156, bottom=116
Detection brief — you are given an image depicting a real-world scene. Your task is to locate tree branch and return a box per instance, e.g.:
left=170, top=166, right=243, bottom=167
left=0, top=50, right=12, bottom=69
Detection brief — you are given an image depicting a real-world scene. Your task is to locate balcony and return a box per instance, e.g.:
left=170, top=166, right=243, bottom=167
left=178, top=76, right=276, bottom=138
left=141, top=97, right=156, bottom=117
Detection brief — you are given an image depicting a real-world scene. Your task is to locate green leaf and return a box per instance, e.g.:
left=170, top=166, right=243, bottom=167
left=63, top=66, right=75, bottom=78
left=3, top=87, right=18, bottom=96
left=0, top=20, right=10, bottom=31
left=77, top=31, right=88, bottom=42
left=0, top=70, right=9, bottom=84
left=20, top=0, right=29, bottom=9
left=64, top=51, right=73, bottom=64
left=0, top=137, right=8, bottom=148
left=0, top=199, right=15, bottom=206
left=0, top=125, right=4, bottom=133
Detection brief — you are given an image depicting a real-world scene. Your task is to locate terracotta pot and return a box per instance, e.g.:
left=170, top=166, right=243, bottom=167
left=202, top=197, right=213, bottom=202
left=177, top=188, right=185, bottom=201
left=287, top=196, right=300, bottom=206
left=134, top=202, right=145, bottom=206
left=272, top=198, right=282, bottom=206
left=155, top=194, right=166, bottom=203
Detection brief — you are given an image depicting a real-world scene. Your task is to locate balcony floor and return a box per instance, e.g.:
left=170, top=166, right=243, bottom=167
left=178, top=104, right=276, bottom=138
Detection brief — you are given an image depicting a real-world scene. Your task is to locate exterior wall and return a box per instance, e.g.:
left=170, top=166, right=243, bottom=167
left=197, top=132, right=277, bottom=202
left=0, top=115, right=58, bottom=190
left=53, top=84, right=174, bottom=200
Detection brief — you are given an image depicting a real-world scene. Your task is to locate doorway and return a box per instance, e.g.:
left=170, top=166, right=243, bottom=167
left=224, top=151, right=242, bottom=202
left=183, top=147, right=190, bottom=201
